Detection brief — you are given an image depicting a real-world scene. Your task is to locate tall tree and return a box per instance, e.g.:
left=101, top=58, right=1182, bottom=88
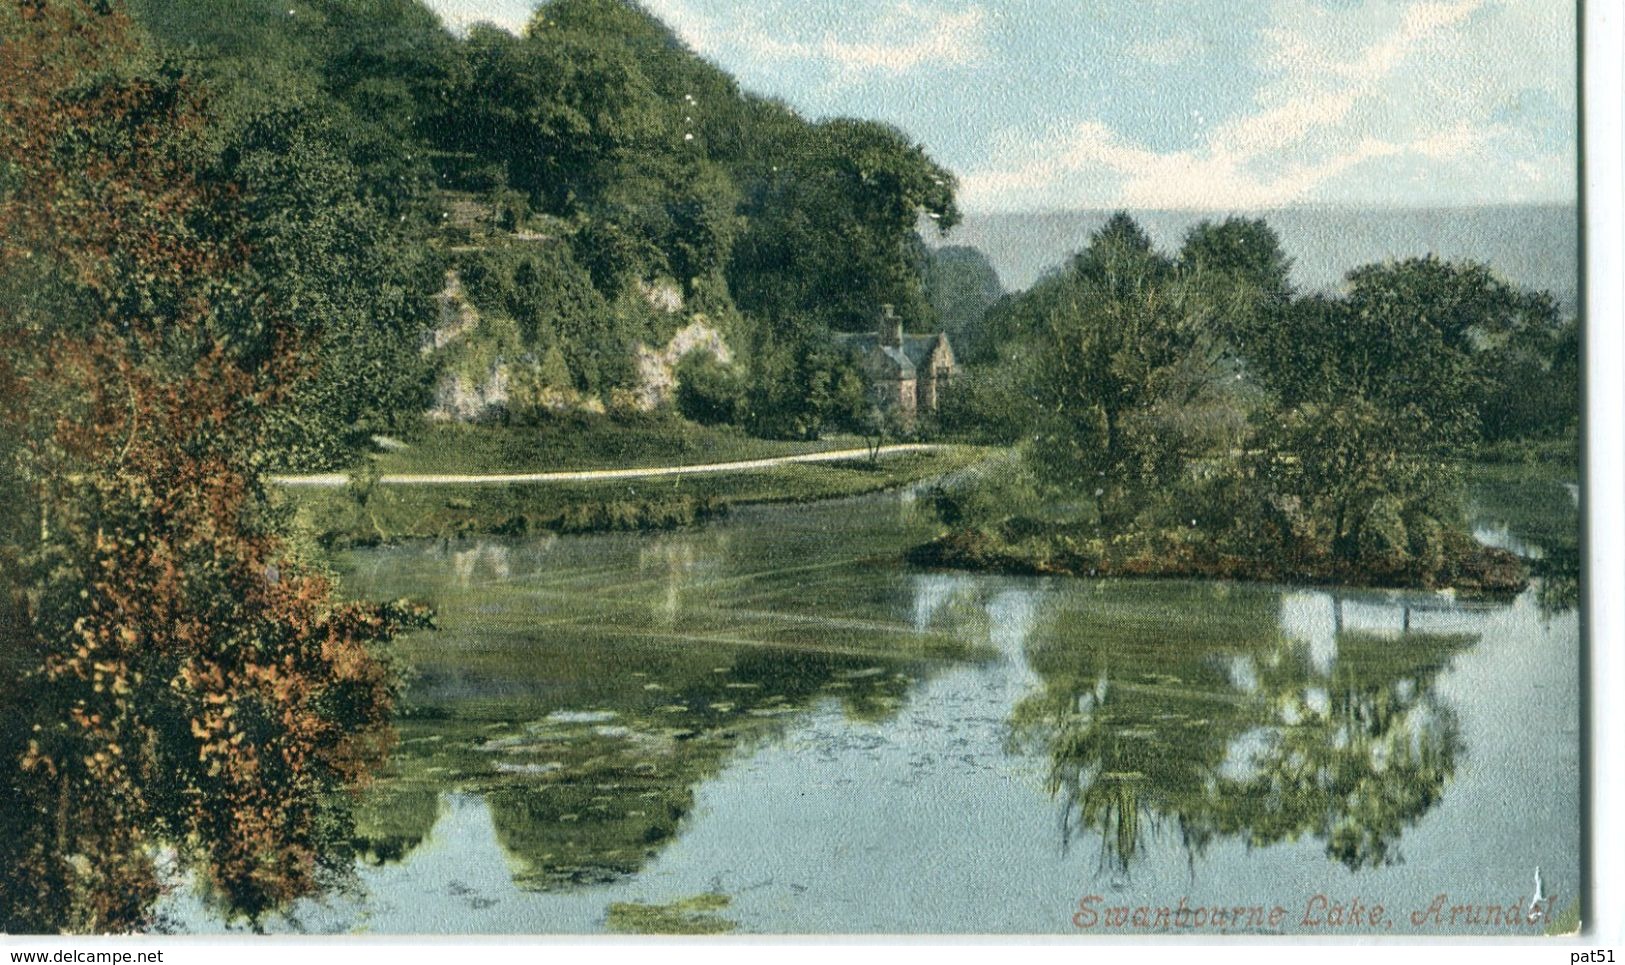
left=1023, top=216, right=1240, bottom=527
left=214, top=101, right=441, bottom=470
left=1473, top=300, right=1576, bottom=444
left=1178, top=217, right=1292, bottom=300
left=129, top=0, right=454, bottom=209
left=729, top=118, right=960, bottom=334
left=1178, top=216, right=1293, bottom=359
left=0, top=1, right=424, bottom=932
left=1252, top=257, right=1550, bottom=559
left=443, top=17, right=668, bottom=213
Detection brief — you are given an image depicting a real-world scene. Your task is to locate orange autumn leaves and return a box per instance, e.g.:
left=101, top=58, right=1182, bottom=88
left=0, top=0, right=430, bottom=934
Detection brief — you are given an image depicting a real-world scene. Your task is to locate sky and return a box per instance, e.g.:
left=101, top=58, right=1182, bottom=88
left=421, top=0, right=1578, bottom=214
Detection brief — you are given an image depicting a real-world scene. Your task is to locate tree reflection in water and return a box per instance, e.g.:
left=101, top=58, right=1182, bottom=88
left=1010, top=585, right=1475, bottom=879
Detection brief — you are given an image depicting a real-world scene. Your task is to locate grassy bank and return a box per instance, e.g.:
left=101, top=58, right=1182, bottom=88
left=1462, top=459, right=1580, bottom=546
left=903, top=454, right=1586, bottom=597
left=1461, top=457, right=1580, bottom=610
left=1471, top=434, right=1579, bottom=471
left=907, top=524, right=1528, bottom=596
left=375, top=417, right=864, bottom=476
left=283, top=446, right=987, bottom=548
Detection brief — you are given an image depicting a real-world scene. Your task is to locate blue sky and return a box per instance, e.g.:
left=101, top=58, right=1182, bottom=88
left=422, top=0, right=1577, bottom=213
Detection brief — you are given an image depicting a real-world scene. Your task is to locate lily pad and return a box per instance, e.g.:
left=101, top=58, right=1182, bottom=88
left=605, top=892, right=736, bottom=935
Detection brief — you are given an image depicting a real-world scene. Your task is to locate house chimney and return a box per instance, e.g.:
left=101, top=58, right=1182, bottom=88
left=879, top=303, right=902, bottom=347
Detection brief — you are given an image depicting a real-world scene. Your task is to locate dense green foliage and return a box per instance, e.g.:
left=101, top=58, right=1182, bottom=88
left=428, top=0, right=959, bottom=428
left=934, top=212, right=1577, bottom=588
left=728, top=118, right=959, bottom=334
left=121, top=0, right=963, bottom=459
left=129, top=0, right=456, bottom=201
left=0, top=1, right=431, bottom=932
left=128, top=0, right=453, bottom=468
left=441, top=1, right=959, bottom=427
left=674, top=351, right=745, bottom=426
left=739, top=333, right=870, bottom=440
left=1021, top=215, right=1246, bottom=530
left=217, top=104, right=442, bottom=468
left=454, top=240, right=628, bottom=399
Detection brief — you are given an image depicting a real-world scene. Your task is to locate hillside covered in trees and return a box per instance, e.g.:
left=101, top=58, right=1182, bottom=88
left=124, top=0, right=963, bottom=465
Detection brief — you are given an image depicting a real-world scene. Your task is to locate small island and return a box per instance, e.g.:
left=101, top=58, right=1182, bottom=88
left=907, top=214, right=1576, bottom=598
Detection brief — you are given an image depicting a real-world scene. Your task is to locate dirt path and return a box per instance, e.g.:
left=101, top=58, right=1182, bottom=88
left=271, top=443, right=946, bottom=488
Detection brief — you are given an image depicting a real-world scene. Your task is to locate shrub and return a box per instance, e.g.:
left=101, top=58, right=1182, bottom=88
left=925, top=459, right=1044, bottom=531
left=675, top=352, right=744, bottom=426
left=1356, top=495, right=1411, bottom=568
left=1406, top=513, right=1448, bottom=575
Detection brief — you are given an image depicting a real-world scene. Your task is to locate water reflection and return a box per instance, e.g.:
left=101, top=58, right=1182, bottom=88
left=1228, top=619, right=1468, bottom=871
left=1533, top=547, right=1580, bottom=613
left=1011, top=585, right=1476, bottom=879
left=343, top=507, right=958, bottom=893
left=353, top=783, right=444, bottom=865
left=261, top=478, right=1580, bottom=935
left=1466, top=473, right=1581, bottom=616
left=638, top=530, right=727, bottom=627
left=352, top=649, right=920, bottom=890
left=450, top=540, right=518, bottom=586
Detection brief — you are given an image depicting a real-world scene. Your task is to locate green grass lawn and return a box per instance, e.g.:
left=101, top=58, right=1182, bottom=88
left=374, top=417, right=868, bottom=475
left=285, top=445, right=990, bottom=546
left=1462, top=459, right=1581, bottom=553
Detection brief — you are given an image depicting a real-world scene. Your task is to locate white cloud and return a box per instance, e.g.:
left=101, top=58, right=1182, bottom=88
left=1217, top=90, right=1359, bottom=156
left=426, top=0, right=531, bottom=35
left=642, top=0, right=990, bottom=79
left=819, top=5, right=989, bottom=75
left=961, top=122, right=1414, bottom=210
left=1409, top=119, right=1500, bottom=159
left=1344, top=0, right=1483, bottom=82
left=961, top=0, right=1575, bottom=211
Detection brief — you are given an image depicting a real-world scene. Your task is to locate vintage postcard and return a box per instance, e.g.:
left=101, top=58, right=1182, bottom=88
left=0, top=0, right=1590, bottom=942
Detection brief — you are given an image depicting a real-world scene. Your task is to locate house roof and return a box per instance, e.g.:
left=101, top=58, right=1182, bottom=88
left=877, top=345, right=916, bottom=378
left=834, top=332, right=947, bottom=375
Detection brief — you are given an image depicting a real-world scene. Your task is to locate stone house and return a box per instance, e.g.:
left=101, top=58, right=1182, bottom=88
left=836, top=304, right=956, bottom=426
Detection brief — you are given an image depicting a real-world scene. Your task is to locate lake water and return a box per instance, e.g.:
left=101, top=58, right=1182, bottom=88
left=166, top=480, right=1581, bottom=936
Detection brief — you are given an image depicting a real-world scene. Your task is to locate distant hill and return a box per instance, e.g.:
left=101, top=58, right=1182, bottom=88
left=924, top=245, right=1004, bottom=349
left=930, top=204, right=1580, bottom=309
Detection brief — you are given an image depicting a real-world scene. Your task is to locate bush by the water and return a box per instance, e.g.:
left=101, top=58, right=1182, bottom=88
left=500, top=495, right=730, bottom=536
left=909, top=519, right=1527, bottom=596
